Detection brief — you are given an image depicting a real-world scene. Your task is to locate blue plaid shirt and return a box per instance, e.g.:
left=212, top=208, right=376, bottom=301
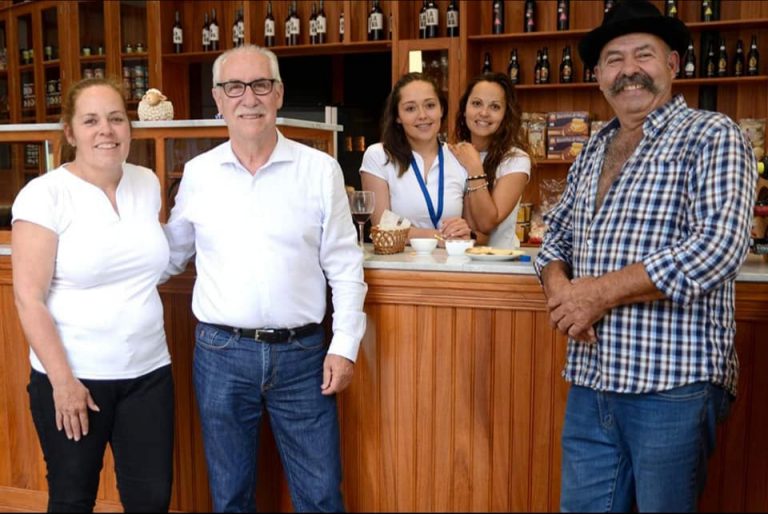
left=535, top=95, right=756, bottom=395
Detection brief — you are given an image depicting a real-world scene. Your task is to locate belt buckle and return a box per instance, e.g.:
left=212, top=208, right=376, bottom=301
left=253, top=329, right=276, bottom=342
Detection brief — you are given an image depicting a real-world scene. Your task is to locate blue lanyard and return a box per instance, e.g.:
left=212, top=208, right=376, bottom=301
left=411, top=144, right=444, bottom=229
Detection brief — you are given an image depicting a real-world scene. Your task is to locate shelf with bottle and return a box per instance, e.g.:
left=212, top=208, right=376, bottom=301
left=397, top=0, right=461, bottom=41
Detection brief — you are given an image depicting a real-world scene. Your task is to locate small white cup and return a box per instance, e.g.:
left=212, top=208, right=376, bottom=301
left=445, top=239, right=475, bottom=256
left=409, top=238, right=438, bottom=254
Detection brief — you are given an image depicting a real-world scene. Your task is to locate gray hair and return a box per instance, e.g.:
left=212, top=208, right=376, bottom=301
left=212, top=45, right=282, bottom=87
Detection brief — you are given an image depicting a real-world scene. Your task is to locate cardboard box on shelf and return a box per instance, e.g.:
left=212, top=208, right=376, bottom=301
left=547, top=111, right=590, bottom=137
left=547, top=135, right=590, bottom=160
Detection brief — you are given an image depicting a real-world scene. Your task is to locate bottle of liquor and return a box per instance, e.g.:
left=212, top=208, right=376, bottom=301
left=202, top=12, right=210, bottom=52
left=705, top=41, right=716, bottom=77
left=507, top=49, right=520, bottom=85
left=285, top=5, right=293, bottom=45
left=265, top=1, right=276, bottom=47
left=583, top=59, right=592, bottom=82
left=524, top=0, right=535, bottom=33
left=717, top=39, right=728, bottom=77
left=446, top=0, right=459, bottom=38
left=492, top=0, right=504, bottom=35
left=556, top=0, right=569, bottom=31
left=733, top=39, right=745, bottom=77
left=238, top=7, right=245, bottom=46
left=426, top=0, right=439, bottom=39
left=290, top=1, right=300, bottom=46
left=665, top=0, right=678, bottom=18
left=748, top=35, right=760, bottom=76
left=310, top=2, right=318, bottom=45
left=540, top=47, right=551, bottom=83
left=389, top=11, right=393, bottom=40
left=603, top=0, right=615, bottom=19
left=419, top=1, right=427, bottom=39
left=316, top=0, right=327, bottom=44
left=209, top=8, right=220, bottom=51
left=683, top=41, right=696, bottom=78
left=559, top=45, right=573, bottom=83
left=534, top=50, right=542, bottom=84
left=369, top=0, right=384, bottom=41
left=482, top=52, right=492, bottom=74
left=701, top=0, right=713, bottom=22
left=173, top=10, right=183, bottom=53
left=339, top=9, right=345, bottom=42
left=233, top=8, right=240, bottom=47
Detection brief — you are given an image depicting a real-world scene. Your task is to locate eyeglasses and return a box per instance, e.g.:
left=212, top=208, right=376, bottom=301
left=215, top=79, right=278, bottom=98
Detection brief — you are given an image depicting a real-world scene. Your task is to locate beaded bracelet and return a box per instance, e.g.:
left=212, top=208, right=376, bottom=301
left=466, top=182, right=489, bottom=194
left=466, top=174, right=486, bottom=181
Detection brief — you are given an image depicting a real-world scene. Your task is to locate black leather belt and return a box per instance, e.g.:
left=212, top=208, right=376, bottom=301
left=208, top=322, right=321, bottom=344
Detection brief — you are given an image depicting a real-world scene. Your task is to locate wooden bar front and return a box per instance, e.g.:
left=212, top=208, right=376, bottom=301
left=0, top=260, right=767, bottom=511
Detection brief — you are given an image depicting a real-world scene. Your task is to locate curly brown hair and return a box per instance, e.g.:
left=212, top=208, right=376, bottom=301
left=454, top=72, right=530, bottom=190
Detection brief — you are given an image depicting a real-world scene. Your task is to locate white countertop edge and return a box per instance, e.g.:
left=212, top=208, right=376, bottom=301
left=0, top=118, right=343, bottom=132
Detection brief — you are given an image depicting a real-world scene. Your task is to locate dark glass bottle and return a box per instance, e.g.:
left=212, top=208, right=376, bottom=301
left=701, top=0, right=714, bottom=22
left=748, top=35, right=760, bottom=76
left=369, top=0, right=384, bottom=41
left=583, top=59, right=592, bottom=82
left=290, top=1, right=300, bottom=46
left=540, top=47, right=551, bottom=83
left=534, top=50, right=542, bottom=84
left=559, top=45, right=573, bottom=83
left=209, top=8, right=220, bottom=50
left=316, top=0, right=327, bottom=43
left=309, top=2, right=318, bottom=45
left=603, top=0, right=615, bottom=19
left=419, top=0, right=427, bottom=39
left=173, top=10, right=183, bottom=53
left=339, top=10, right=345, bottom=42
left=284, top=5, right=292, bottom=45
left=426, top=0, right=439, bottom=38
left=238, top=6, right=245, bottom=46
left=733, top=39, right=745, bottom=77
left=482, top=52, right=492, bottom=74
left=556, top=0, right=569, bottom=31
left=202, top=12, right=210, bottom=52
left=446, top=0, right=459, bottom=37
left=705, top=42, right=716, bottom=77
left=683, top=41, right=696, bottom=78
left=492, top=0, right=504, bottom=35
left=234, top=8, right=241, bottom=47
left=717, top=39, right=728, bottom=77
left=524, top=0, right=536, bottom=33
left=507, top=49, right=520, bottom=85
left=665, top=0, right=678, bottom=18
left=265, top=1, right=276, bottom=47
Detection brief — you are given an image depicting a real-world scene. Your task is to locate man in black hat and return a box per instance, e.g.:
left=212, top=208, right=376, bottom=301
left=535, top=0, right=757, bottom=511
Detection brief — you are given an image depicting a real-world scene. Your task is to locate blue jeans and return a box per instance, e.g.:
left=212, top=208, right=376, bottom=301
left=193, top=322, right=344, bottom=513
left=560, top=382, right=732, bottom=512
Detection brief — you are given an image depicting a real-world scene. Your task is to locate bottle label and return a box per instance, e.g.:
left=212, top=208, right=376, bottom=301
left=541, top=67, right=549, bottom=81
left=310, top=19, right=317, bottom=37
left=265, top=20, right=275, bottom=37
left=210, top=24, right=219, bottom=41
left=173, top=27, right=183, bottom=44
left=735, top=61, right=743, bottom=75
left=316, top=16, right=327, bottom=34
left=238, top=21, right=245, bottom=39
left=426, top=8, right=438, bottom=26
left=233, top=25, right=238, bottom=44
left=340, top=16, right=345, bottom=34
left=371, top=12, right=383, bottom=31
left=202, top=28, right=210, bottom=45
left=684, top=62, right=695, bottom=76
left=291, top=17, right=300, bottom=35
left=419, top=12, right=426, bottom=30
left=447, top=11, right=458, bottom=28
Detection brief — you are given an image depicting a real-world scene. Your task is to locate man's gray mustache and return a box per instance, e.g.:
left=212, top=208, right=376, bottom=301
left=609, top=73, right=658, bottom=96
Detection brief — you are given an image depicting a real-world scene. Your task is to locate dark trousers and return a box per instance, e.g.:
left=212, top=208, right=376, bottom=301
left=27, top=365, right=175, bottom=513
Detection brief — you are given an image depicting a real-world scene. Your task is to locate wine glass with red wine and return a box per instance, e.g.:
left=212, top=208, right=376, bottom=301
left=348, top=190, right=375, bottom=248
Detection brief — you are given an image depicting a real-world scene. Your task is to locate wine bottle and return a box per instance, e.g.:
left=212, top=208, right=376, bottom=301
left=233, top=8, right=240, bottom=47
left=683, top=41, right=696, bottom=78
left=492, top=0, right=504, bottom=35
left=310, top=2, right=318, bottom=45
left=209, top=9, right=220, bottom=51
left=237, top=7, right=245, bottom=46
left=507, top=49, right=520, bottom=85
left=173, top=10, right=183, bottom=53
left=285, top=5, right=293, bottom=45
left=665, top=0, right=678, bottom=18
left=446, top=0, right=459, bottom=38
left=524, top=0, right=535, bottom=33
left=265, top=1, right=276, bottom=48
left=369, top=0, right=384, bottom=41
left=419, top=1, right=427, bottom=39
left=701, top=0, right=713, bottom=22
left=705, top=42, right=716, bottom=77
left=733, top=39, right=745, bottom=77
left=556, top=0, right=569, bottom=31
left=717, top=39, right=728, bottom=77
left=339, top=10, right=345, bottom=42
left=540, top=47, right=551, bottom=83
left=425, top=0, right=439, bottom=38
left=603, top=0, right=615, bottom=19
left=559, top=45, right=573, bottom=83
left=290, top=1, right=300, bottom=46
left=747, top=35, right=760, bottom=76
left=202, top=12, right=210, bottom=52
left=482, top=52, right=492, bottom=74
left=316, top=0, right=327, bottom=44
left=583, top=59, right=593, bottom=82
left=534, top=50, right=542, bottom=84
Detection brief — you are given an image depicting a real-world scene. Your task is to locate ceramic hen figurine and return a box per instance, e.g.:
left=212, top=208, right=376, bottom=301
left=137, top=88, right=174, bottom=121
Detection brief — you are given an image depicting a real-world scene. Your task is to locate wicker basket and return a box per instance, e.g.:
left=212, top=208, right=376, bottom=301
left=370, top=225, right=410, bottom=255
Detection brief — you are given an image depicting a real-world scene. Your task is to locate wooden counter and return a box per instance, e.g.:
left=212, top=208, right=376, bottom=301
left=0, top=252, right=767, bottom=512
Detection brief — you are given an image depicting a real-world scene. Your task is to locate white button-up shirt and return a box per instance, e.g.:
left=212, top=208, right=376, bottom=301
left=164, top=130, right=367, bottom=361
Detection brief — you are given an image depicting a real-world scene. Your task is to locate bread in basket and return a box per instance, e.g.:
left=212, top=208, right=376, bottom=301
left=369, top=225, right=410, bottom=254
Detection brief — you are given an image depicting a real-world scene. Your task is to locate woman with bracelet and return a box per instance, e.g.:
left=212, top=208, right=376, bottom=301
left=360, top=72, right=472, bottom=241
left=449, top=72, right=531, bottom=248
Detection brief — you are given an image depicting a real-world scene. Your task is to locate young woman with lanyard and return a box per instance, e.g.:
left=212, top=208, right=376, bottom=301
left=361, top=72, right=472, bottom=240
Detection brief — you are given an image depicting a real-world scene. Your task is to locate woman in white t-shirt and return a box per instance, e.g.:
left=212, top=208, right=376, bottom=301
left=361, top=72, right=472, bottom=240
left=449, top=72, right=532, bottom=248
left=11, top=78, right=173, bottom=512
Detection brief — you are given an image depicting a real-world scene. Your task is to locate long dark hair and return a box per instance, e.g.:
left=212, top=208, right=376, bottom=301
left=454, top=72, right=530, bottom=189
left=380, top=72, right=447, bottom=177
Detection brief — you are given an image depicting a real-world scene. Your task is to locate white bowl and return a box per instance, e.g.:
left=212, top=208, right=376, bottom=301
left=409, top=238, right=438, bottom=254
left=445, top=239, right=476, bottom=256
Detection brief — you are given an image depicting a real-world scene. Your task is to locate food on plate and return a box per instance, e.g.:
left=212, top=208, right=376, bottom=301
left=465, top=246, right=521, bottom=256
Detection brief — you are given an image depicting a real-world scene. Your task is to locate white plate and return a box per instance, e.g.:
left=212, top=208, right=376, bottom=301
left=467, top=253, right=521, bottom=262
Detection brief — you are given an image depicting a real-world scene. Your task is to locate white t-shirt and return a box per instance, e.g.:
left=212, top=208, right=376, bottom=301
left=482, top=148, right=531, bottom=249
left=360, top=142, right=468, bottom=229
left=12, top=164, right=171, bottom=379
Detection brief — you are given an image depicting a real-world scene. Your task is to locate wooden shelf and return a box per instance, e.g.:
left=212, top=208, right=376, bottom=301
left=18, top=64, right=34, bottom=73
left=516, top=82, right=598, bottom=91
left=78, top=55, right=106, bottom=63
left=685, top=18, right=768, bottom=31
left=161, top=40, right=392, bottom=63
left=121, top=51, right=149, bottom=61
left=515, top=75, right=768, bottom=90
left=43, top=59, right=61, bottom=69
left=468, top=28, right=591, bottom=44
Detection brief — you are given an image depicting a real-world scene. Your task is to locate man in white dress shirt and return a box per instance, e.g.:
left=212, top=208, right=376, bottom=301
left=163, top=45, right=367, bottom=512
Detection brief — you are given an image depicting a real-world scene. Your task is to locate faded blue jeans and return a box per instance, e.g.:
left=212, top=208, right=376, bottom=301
left=193, top=322, right=344, bottom=513
left=560, top=382, right=732, bottom=512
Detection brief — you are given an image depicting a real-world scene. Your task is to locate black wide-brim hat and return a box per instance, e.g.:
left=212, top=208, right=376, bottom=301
left=578, top=0, right=691, bottom=69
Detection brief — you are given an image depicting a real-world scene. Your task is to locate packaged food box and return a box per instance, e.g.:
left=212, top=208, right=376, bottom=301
left=547, top=111, right=590, bottom=136
left=528, top=120, right=547, bottom=159
left=547, top=135, right=590, bottom=160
